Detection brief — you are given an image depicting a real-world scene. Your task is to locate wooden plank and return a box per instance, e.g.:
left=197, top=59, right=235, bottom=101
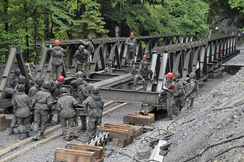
left=0, top=133, right=62, bottom=162
left=94, top=158, right=104, bottom=162
left=0, top=124, right=61, bottom=157
left=0, top=124, right=6, bottom=131
left=103, top=100, right=114, bottom=107
left=103, top=123, right=135, bottom=138
left=55, top=148, right=94, bottom=162
left=102, top=103, right=127, bottom=116
left=102, top=150, right=112, bottom=157
left=65, top=143, right=103, bottom=159
left=0, top=114, right=6, bottom=124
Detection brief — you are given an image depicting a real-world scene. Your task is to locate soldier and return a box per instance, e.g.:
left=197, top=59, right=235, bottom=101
left=184, top=72, right=199, bottom=110
left=125, top=32, right=137, bottom=64
left=172, top=72, right=184, bottom=116
left=5, top=69, right=21, bottom=99
left=125, top=61, right=136, bottom=76
left=84, top=87, right=104, bottom=141
left=32, top=81, right=53, bottom=140
left=74, top=45, right=90, bottom=79
left=139, top=55, right=147, bottom=69
left=80, top=37, right=94, bottom=61
left=28, top=78, right=43, bottom=124
left=86, top=83, right=94, bottom=95
left=76, top=71, right=84, bottom=79
left=104, top=62, right=114, bottom=75
left=77, top=78, right=89, bottom=133
left=70, top=80, right=78, bottom=99
left=9, top=75, right=27, bottom=135
left=57, top=87, right=78, bottom=141
left=48, top=40, right=66, bottom=81
left=163, top=72, right=176, bottom=120
left=133, top=63, right=153, bottom=91
left=12, top=84, right=31, bottom=140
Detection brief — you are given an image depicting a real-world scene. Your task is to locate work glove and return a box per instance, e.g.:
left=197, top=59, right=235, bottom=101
left=141, top=78, right=145, bottom=82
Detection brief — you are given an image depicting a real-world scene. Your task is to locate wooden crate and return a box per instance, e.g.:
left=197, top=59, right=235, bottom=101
left=54, top=148, right=94, bottom=162
left=123, top=114, right=151, bottom=125
left=65, top=143, right=103, bottom=160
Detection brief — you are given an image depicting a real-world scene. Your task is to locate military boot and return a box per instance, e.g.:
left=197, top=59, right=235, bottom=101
left=26, top=131, right=30, bottom=138
left=19, top=132, right=25, bottom=140
left=33, top=131, right=39, bottom=141
left=40, top=132, right=47, bottom=139
left=9, top=126, right=15, bottom=135
left=64, top=136, right=73, bottom=141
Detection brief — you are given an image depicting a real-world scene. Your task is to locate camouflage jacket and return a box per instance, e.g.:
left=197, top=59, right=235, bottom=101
left=32, top=88, right=53, bottom=110
left=104, top=67, right=114, bottom=75
left=12, top=91, right=31, bottom=118
left=57, top=93, right=78, bottom=118
left=185, top=79, right=199, bottom=99
left=138, top=67, right=153, bottom=79
left=84, top=94, right=104, bottom=118
left=125, top=37, right=137, bottom=52
left=77, top=85, right=89, bottom=104
left=74, top=49, right=90, bottom=63
left=49, top=45, right=65, bottom=66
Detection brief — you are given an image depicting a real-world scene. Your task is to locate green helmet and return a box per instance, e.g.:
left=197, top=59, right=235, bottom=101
left=92, top=87, right=100, bottom=94
left=174, top=72, right=181, bottom=79
left=70, top=80, right=78, bottom=88
left=35, top=78, right=43, bottom=85
left=18, top=76, right=27, bottom=84
left=76, top=71, right=83, bottom=78
left=76, top=78, right=83, bottom=85
left=17, top=84, right=25, bottom=92
left=43, top=81, right=51, bottom=90
left=14, top=69, right=21, bottom=76
left=59, top=87, right=67, bottom=94
left=189, top=72, right=196, bottom=79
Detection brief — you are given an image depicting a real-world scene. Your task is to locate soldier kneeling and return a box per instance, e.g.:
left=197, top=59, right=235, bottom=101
left=57, top=87, right=78, bottom=141
left=12, top=84, right=31, bottom=140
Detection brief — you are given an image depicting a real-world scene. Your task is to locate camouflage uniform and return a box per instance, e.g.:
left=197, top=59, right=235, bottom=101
left=133, top=65, right=153, bottom=91
left=57, top=92, right=78, bottom=139
left=48, top=45, right=66, bottom=80
left=125, top=37, right=137, bottom=63
left=104, top=66, right=114, bottom=75
left=125, top=62, right=136, bottom=76
left=165, top=80, right=176, bottom=119
left=139, top=59, right=147, bottom=69
left=172, top=79, right=184, bottom=115
left=84, top=90, right=104, bottom=139
left=32, top=88, right=53, bottom=137
left=28, top=84, right=41, bottom=124
left=74, top=49, right=90, bottom=78
left=5, top=72, right=19, bottom=99
left=184, top=79, right=198, bottom=110
left=12, top=86, right=31, bottom=139
left=80, top=39, right=94, bottom=61
left=77, top=81, right=89, bottom=132
left=70, top=80, right=79, bottom=126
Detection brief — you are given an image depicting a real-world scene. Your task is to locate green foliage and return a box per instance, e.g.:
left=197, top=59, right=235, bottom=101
left=229, top=0, right=244, bottom=13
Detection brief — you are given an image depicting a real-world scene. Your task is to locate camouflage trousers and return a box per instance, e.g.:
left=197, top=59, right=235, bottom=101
left=184, top=98, right=194, bottom=110
left=60, top=117, right=74, bottom=137
left=17, top=116, right=30, bottom=133
left=77, top=63, right=90, bottom=77
left=52, top=64, right=63, bottom=81
left=133, top=75, right=148, bottom=91
left=10, top=115, right=18, bottom=127
left=33, top=110, right=49, bottom=132
left=172, top=97, right=185, bottom=115
left=79, top=115, right=87, bottom=131
left=88, top=117, right=102, bottom=139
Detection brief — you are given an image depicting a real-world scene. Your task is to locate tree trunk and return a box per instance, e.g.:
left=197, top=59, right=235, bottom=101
left=44, top=11, right=50, bottom=40
left=4, top=0, right=8, bottom=63
left=24, top=3, right=29, bottom=62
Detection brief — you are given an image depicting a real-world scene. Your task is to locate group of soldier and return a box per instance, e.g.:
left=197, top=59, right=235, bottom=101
left=8, top=72, right=104, bottom=142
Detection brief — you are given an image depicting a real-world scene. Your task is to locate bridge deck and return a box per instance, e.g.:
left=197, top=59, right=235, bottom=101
left=222, top=46, right=244, bottom=66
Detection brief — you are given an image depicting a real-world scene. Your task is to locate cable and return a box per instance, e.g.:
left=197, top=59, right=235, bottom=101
left=113, top=149, right=141, bottom=162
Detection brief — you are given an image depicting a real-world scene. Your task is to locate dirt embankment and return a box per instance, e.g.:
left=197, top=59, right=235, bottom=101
left=164, top=69, right=244, bottom=162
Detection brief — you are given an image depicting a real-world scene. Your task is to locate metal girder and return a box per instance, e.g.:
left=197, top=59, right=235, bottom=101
left=99, top=88, right=160, bottom=105
left=146, top=53, right=158, bottom=91
left=36, top=47, right=48, bottom=79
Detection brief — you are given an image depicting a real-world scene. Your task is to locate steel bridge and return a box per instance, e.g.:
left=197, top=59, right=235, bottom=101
left=0, top=34, right=239, bottom=114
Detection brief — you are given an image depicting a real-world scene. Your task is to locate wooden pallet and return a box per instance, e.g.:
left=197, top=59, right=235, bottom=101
left=0, top=114, right=6, bottom=131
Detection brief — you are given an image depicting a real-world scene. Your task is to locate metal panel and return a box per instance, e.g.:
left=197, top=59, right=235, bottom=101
left=146, top=53, right=158, bottom=91
left=156, top=53, right=168, bottom=92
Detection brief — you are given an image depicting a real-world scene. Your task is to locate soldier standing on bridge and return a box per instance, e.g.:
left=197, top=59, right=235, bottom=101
left=12, top=84, right=31, bottom=140
left=74, top=45, right=90, bottom=79
left=163, top=72, right=176, bottom=120
left=80, top=37, right=94, bottom=62
left=57, top=87, right=78, bottom=141
left=84, top=87, right=104, bottom=141
left=32, top=81, right=53, bottom=140
left=183, top=72, right=199, bottom=111
left=172, top=72, right=184, bottom=116
left=133, top=63, right=153, bottom=91
left=48, top=40, right=66, bottom=81
left=77, top=78, right=89, bottom=133
left=125, top=32, right=137, bottom=64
